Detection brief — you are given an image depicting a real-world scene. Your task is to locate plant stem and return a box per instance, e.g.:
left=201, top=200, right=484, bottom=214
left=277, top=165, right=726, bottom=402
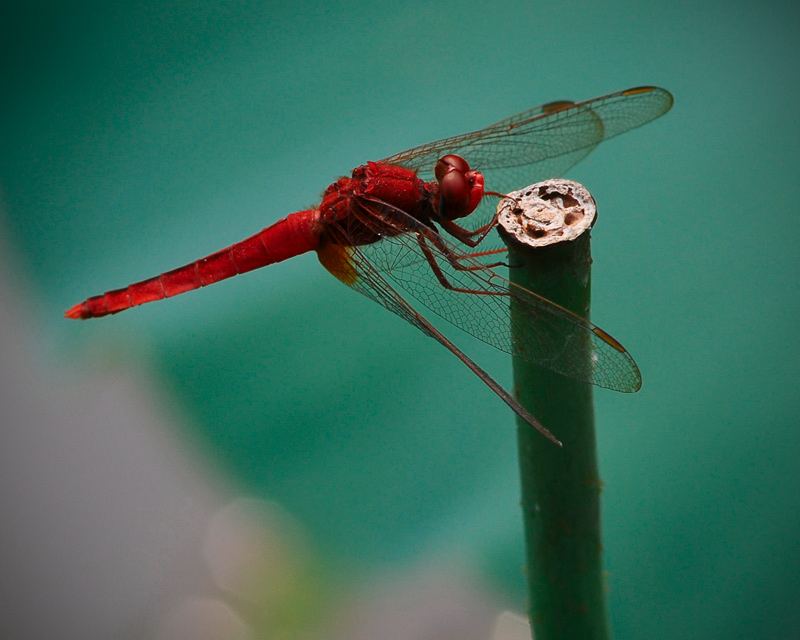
left=499, top=182, right=609, bottom=640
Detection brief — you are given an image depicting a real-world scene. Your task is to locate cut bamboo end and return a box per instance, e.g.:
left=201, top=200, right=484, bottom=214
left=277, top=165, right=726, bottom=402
left=497, top=179, right=596, bottom=248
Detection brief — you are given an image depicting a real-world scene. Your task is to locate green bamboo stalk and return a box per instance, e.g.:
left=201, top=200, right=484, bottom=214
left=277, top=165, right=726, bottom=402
left=498, top=181, right=609, bottom=640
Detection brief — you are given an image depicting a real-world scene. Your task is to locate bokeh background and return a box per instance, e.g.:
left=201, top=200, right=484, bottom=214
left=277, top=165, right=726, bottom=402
left=1, top=1, right=798, bottom=638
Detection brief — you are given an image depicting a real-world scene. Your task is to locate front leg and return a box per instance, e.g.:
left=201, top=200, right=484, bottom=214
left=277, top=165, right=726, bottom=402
left=419, top=224, right=510, bottom=271
left=435, top=214, right=499, bottom=247
left=416, top=232, right=510, bottom=296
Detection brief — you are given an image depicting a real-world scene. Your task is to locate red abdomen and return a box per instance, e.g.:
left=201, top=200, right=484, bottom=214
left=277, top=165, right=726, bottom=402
left=66, top=209, right=322, bottom=319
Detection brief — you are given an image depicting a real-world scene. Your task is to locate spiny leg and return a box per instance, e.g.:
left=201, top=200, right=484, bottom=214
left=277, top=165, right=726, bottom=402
left=416, top=233, right=510, bottom=298
left=420, top=225, right=510, bottom=272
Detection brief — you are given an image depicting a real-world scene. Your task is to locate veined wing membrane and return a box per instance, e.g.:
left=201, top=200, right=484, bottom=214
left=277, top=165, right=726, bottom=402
left=381, top=87, right=673, bottom=232
left=317, top=224, right=563, bottom=444
left=326, top=197, right=641, bottom=392
left=382, top=87, right=672, bottom=182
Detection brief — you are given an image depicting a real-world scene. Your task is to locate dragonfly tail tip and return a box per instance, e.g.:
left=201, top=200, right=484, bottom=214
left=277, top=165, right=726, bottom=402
left=64, top=302, right=88, bottom=320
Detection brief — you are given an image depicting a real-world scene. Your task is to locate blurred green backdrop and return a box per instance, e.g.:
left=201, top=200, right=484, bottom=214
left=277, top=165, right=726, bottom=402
left=1, top=0, right=798, bottom=638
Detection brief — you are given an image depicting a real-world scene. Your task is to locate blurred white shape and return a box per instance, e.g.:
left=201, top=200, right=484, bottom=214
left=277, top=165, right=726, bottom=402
left=332, top=568, right=498, bottom=640
left=0, top=228, right=227, bottom=640
left=155, top=598, right=251, bottom=640
left=203, top=497, right=307, bottom=602
left=491, top=611, right=532, bottom=640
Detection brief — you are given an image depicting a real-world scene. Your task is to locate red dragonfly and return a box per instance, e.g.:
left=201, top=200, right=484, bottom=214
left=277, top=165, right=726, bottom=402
left=66, top=86, right=673, bottom=444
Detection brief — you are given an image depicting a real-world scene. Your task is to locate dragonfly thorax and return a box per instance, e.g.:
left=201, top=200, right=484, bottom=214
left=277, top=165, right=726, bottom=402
left=318, top=161, right=440, bottom=242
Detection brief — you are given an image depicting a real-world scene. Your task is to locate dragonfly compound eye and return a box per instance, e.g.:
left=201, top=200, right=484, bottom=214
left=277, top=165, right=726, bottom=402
left=434, top=154, right=471, bottom=182
left=439, top=169, right=471, bottom=218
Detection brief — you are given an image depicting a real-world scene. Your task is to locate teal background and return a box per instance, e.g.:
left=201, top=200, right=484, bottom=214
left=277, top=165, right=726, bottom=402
left=1, top=0, right=798, bottom=638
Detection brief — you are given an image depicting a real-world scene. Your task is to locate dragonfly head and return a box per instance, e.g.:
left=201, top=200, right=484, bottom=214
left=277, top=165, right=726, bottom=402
left=434, top=154, right=484, bottom=220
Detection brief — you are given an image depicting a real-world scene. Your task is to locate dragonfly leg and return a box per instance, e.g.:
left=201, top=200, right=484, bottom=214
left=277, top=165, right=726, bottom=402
left=417, top=234, right=509, bottom=297
left=416, top=234, right=540, bottom=328
left=434, top=191, right=515, bottom=247
left=455, top=247, right=512, bottom=269
left=435, top=213, right=499, bottom=247
left=422, top=226, right=512, bottom=272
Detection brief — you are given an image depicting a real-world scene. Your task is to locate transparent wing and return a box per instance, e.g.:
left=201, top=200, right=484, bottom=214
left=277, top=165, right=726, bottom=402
left=318, top=198, right=641, bottom=393
left=316, top=218, right=563, bottom=444
left=381, top=86, right=673, bottom=232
